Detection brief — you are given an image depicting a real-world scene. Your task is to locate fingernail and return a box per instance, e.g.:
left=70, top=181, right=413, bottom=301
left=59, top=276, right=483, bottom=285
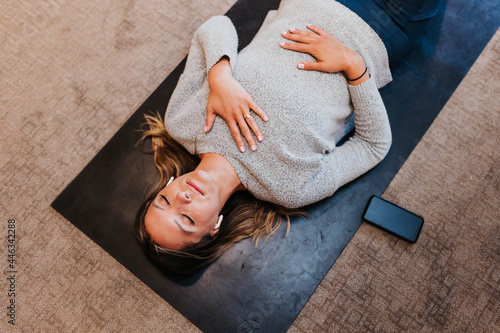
left=251, top=145, right=257, bottom=151
left=306, top=24, right=312, bottom=27
left=240, top=146, right=245, bottom=153
left=281, top=31, right=287, bottom=35
left=279, top=42, right=285, bottom=47
left=289, top=28, right=295, bottom=32
left=298, top=63, right=305, bottom=69
left=258, top=135, right=263, bottom=141
left=204, top=126, right=208, bottom=132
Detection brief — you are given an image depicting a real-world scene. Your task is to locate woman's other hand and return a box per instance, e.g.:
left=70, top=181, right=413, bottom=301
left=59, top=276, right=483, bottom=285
left=279, top=24, right=369, bottom=85
left=206, top=56, right=268, bottom=152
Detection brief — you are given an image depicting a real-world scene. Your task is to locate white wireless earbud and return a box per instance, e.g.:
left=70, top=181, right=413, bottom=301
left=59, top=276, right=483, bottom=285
left=166, top=176, right=174, bottom=187
left=215, top=215, right=223, bottom=229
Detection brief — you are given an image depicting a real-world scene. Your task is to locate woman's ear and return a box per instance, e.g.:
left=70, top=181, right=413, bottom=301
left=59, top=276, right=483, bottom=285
left=211, top=215, right=223, bottom=238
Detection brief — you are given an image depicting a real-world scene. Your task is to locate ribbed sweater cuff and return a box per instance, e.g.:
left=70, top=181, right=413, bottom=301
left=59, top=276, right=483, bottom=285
left=347, top=77, right=380, bottom=103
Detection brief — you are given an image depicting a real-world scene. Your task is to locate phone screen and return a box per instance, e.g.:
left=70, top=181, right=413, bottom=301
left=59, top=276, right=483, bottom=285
left=363, top=196, right=424, bottom=243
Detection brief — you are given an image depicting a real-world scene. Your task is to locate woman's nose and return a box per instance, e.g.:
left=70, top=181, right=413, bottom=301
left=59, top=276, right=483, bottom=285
left=177, top=190, right=192, bottom=202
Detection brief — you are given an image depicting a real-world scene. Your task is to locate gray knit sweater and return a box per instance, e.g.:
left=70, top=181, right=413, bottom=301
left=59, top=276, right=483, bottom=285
left=165, top=0, right=393, bottom=209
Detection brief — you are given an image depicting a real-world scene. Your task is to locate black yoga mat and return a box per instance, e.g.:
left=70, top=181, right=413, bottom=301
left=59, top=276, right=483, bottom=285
left=52, top=0, right=500, bottom=332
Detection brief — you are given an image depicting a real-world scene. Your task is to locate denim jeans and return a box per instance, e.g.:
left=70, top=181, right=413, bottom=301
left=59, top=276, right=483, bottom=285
left=339, top=0, right=442, bottom=62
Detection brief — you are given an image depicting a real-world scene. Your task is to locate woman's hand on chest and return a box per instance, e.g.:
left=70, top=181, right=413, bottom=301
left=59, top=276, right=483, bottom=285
left=206, top=56, right=269, bottom=153
left=279, top=24, right=369, bottom=85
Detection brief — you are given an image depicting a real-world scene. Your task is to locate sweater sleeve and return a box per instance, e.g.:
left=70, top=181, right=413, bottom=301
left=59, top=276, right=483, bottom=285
left=192, top=15, right=239, bottom=74
left=288, top=78, right=392, bottom=208
left=164, top=16, right=238, bottom=153
left=333, top=78, right=392, bottom=182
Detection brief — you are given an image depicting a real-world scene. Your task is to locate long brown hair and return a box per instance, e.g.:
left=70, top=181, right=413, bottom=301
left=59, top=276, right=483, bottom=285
left=134, top=113, right=306, bottom=275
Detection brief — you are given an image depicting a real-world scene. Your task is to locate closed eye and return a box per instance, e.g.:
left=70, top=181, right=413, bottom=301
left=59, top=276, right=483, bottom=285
left=184, top=215, right=195, bottom=225
left=160, top=195, right=170, bottom=205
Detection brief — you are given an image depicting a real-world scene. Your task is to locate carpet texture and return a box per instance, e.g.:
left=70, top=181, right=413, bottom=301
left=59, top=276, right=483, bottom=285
left=0, top=1, right=235, bottom=332
left=1, top=0, right=499, bottom=332
left=289, top=28, right=500, bottom=332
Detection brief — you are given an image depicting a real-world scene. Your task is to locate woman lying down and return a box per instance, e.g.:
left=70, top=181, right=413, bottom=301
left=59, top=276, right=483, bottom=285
left=135, top=0, right=442, bottom=274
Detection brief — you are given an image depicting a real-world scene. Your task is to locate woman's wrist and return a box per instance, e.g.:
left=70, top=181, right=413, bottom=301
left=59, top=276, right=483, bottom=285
left=209, top=56, right=232, bottom=82
left=344, top=51, right=369, bottom=85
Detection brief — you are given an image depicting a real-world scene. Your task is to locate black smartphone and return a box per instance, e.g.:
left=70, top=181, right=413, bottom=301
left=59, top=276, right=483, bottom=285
left=362, top=195, right=424, bottom=243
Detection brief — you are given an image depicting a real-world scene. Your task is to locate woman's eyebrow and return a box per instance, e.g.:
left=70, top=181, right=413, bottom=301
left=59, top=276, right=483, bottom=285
left=174, top=219, right=194, bottom=235
left=153, top=202, right=164, bottom=210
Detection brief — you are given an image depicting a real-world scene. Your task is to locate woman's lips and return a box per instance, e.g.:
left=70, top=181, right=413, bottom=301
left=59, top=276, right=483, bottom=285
left=187, top=181, right=204, bottom=195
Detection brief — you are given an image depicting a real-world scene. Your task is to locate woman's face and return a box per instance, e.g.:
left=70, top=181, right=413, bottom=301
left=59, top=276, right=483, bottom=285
left=144, top=170, right=222, bottom=250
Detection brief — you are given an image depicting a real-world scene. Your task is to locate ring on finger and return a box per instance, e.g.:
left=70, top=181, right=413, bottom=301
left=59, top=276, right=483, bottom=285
left=244, top=113, right=252, bottom=120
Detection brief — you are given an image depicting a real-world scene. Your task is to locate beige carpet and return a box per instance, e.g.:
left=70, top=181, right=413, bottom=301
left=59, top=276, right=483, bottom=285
left=1, top=1, right=498, bottom=332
